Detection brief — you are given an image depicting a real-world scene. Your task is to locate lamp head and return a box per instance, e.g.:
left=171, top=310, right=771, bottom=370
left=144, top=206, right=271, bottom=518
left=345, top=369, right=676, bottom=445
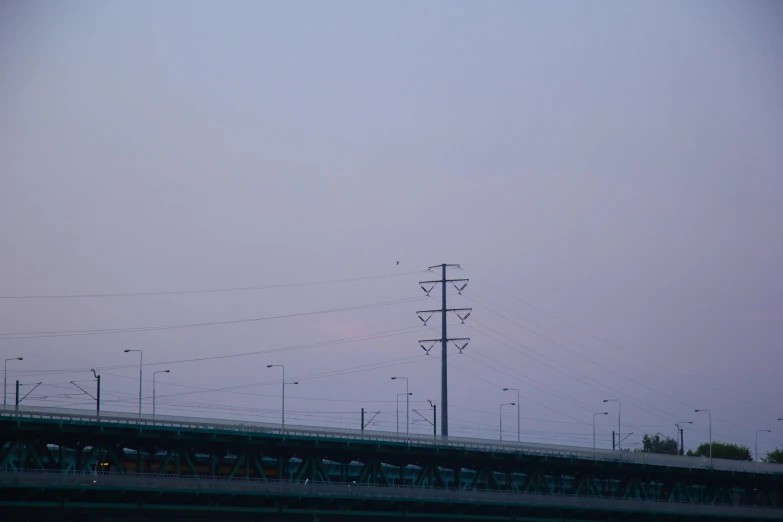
left=407, top=392, right=412, bottom=395
left=164, top=370, right=170, bottom=373
left=292, top=381, right=299, bottom=385
left=391, top=377, right=397, bottom=380
left=17, top=357, right=23, bottom=361
left=266, top=365, right=273, bottom=368
left=503, top=388, right=508, bottom=391
left=124, top=350, right=131, bottom=353
left=603, top=399, right=609, bottom=403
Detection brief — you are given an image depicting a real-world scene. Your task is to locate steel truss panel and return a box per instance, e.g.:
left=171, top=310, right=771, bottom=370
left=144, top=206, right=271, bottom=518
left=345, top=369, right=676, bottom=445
left=0, top=414, right=781, bottom=521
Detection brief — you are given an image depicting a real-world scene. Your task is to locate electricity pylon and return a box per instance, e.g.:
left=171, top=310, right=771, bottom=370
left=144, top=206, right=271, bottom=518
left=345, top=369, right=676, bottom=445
left=416, top=264, right=471, bottom=437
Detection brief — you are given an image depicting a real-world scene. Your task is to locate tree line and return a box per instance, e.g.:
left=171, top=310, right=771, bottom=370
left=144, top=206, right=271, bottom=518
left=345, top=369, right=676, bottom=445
left=636, top=433, right=783, bottom=463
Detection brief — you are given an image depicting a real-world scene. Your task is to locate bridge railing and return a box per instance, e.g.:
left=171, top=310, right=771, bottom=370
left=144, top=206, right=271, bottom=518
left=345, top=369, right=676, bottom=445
left=0, top=468, right=781, bottom=515
left=2, top=405, right=782, bottom=476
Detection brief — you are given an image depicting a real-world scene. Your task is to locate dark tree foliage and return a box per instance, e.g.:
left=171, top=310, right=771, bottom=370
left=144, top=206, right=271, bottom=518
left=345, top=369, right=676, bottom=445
left=763, top=448, right=783, bottom=464
left=635, top=433, right=678, bottom=455
left=686, top=441, right=752, bottom=461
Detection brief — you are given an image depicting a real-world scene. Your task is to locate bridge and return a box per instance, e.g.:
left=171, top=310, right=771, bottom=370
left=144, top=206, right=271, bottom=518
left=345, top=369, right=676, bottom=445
left=1, top=407, right=781, bottom=521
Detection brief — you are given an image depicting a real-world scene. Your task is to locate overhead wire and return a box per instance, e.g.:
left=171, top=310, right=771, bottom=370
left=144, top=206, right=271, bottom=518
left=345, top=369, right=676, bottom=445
left=465, top=279, right=770, bottom=434
left=0, top=269, right=426, bottom=299
left=464, top=351, right=598, bottom=412
left=466, top=295, right=695, bottom=414
left=98, top=371, right=432, bottom=406
left=449, top=404, right=613, bottom=425
left=10, top=324, right=432, bottom=378
left=443, top=357, right=594, bottom=428
left=146, top=353, right=440, bottom=401
left=0, top=295, right=428, bottom=340
left=469, top=272, right=781, bottom=422
left=468, top=320, right=679, bottom=427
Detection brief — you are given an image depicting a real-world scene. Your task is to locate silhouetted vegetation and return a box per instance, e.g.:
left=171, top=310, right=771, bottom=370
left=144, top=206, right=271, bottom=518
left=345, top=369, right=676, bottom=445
left=686, top=442, right=752, bottom=461
left=635, top=433, right=678, bottom=455
left=763, top=448, right=783, bottom=464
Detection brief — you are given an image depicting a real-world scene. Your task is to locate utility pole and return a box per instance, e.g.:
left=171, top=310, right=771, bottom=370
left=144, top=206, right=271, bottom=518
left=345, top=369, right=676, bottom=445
left=91, top=369, right=101, bottom=417
left=675, top=421, right=692, bottom=456
left=4, top=357, right=23, bottom=410
left=428, top=400, right=436, bottom=440
left=417, top=264, right=471, bottom=438
left=603, top=399, right=621, bottom=450
left=412, top=402, right=437, bottom=441
left=680, top=427, right=684, bottom=455
left=95, top=373, right=101, bottom=417
left=15, top=380, right=41, bottom=411
left=361, top=408, right=380, bottom=435
left=71, top=374, right=100, bottom=416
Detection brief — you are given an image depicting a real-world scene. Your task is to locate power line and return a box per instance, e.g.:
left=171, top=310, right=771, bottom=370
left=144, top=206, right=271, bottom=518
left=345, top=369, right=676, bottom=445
left=465, top=294, right=698, bottom=413
left=449, top=404, right=608, bottom=425
left=468, top=321, right=677, bottom=427
left=470, top=272, right=781, bottom=421
left=464, top=352, right=598, bottom=413
left=98, top=371, right=432, bottom=405
left=0, top=295, right=428, bottom=339
left=444, top=357, right=594, bottom=428
left=9, top=324, right=436, bottom=377
left=153, top=353, right=439, bottom=401
left=465, top=281, right=771, bottom=434
left=0, top=270, right=425, bottom=299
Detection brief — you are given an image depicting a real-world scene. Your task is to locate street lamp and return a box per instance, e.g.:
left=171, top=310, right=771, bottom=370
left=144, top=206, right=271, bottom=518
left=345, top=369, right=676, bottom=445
left=593, top=412, right=609, bottom=451
left=396, top=392, right=412, bottom=435
left=603, top=399, right=621, bottom=450
left=499, top=403, right=515, bottom=441
left=695, top=409, right=712, bottom=466
left=391, top=377, right=409, bottom=439
left=266, top=365, right=297, bottom=432
left=152, top=370, right=170, bottom=419
left=756, top=430, right=772, bottom=463
left=124, top=350, right=143, bottom=418
left=675, top=421, right=693, bottom=456
left=4, top=357, right=23, bottom=410
left=503, top=388, right=520, bottom=451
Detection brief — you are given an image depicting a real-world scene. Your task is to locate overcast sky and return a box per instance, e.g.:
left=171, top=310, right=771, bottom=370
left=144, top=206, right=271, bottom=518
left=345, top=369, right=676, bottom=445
left=1, top=0, right=781, bottom=456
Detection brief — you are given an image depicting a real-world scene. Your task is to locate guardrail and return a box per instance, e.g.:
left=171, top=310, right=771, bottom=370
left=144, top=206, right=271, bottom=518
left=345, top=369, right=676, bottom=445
left=3, top=405, right=782, bottom=475
left=1, top=469, right=780, bottom=518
